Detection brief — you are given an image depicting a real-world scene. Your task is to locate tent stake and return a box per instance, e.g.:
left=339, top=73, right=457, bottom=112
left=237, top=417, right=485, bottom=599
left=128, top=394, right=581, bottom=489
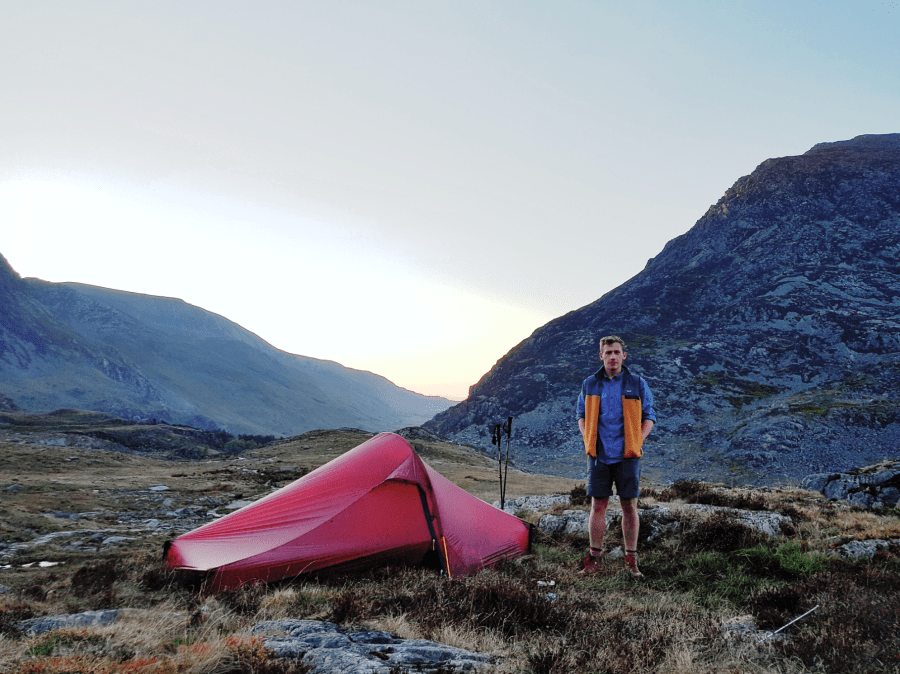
left=758, top=605, right=820, bottom=642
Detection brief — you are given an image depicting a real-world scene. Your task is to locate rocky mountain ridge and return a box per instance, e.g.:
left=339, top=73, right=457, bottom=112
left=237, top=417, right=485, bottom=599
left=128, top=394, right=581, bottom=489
left=0, top=257, right=451, bottom=435
left=425, top=134, right=900, bottom=485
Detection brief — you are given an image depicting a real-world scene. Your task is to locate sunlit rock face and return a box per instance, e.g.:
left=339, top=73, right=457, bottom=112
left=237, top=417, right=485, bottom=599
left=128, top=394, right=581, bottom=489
left=426, top=134, right=900, bottom=485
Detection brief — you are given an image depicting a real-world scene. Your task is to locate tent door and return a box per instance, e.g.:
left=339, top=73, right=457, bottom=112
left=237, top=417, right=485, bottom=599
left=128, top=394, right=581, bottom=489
left=416, top=485, right=447, bottom=574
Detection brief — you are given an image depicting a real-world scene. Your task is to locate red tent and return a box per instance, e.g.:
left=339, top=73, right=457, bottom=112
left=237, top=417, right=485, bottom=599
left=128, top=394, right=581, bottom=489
left=165, top=432, right=532, bottom=589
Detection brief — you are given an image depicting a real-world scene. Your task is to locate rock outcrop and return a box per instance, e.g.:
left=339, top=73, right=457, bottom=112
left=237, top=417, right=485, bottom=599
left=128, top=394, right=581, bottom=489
left=532, top=501, right=792, bottom=540
left=16, top=613, right=493, bottom=673
left=254, top=620, right=492, bottom=673
left=425, top=134, right=900, bottom=485
left=802, top=459, right=900, bottom=508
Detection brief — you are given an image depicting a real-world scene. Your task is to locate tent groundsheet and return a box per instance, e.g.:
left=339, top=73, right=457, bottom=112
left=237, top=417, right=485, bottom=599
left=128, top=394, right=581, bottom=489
left=166, top=432, right=532, bottom=588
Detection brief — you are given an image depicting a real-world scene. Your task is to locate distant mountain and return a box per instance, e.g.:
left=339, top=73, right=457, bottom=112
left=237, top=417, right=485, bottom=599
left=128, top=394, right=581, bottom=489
left=425, top=134, right=900, bottom=485
left=0, top=256, right=452, bottom=435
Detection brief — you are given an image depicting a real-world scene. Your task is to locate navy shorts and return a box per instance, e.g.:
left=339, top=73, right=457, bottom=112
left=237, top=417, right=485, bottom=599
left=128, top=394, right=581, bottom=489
left=586, top=458, right=641, bottom=499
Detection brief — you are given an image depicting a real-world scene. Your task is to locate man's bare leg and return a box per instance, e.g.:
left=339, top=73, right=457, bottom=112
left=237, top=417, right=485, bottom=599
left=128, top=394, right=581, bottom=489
left=581, top=496, right=609, bottom=574
left=589, top=496, right=609, bottom=551
left=620, top=497, right=643, bottom=578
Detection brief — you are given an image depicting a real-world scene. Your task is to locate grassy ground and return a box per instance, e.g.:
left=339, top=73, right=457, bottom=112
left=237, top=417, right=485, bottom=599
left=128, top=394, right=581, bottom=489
left=1, top=420, right=898, bottom=673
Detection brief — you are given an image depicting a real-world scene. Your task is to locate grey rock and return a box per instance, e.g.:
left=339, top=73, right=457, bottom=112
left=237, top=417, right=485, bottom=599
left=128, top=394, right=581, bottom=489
left=682, top=504, right=791, bottom=537
left=804, top=460, right=900, bottom=509
left=641, top=505, right=680, bottom=544
left=494, top=494, right=570, bottom=514
left=539, top=508, right=614, bottom=536
left=860, top=470, right=898, bottom=486
left=538, top=504, right=681, bottom=542
left=824, top=478, right=858, bottom=501
left=539, top=503, right=789, bottom=540
left=801, top=473, right=834, bottom=492
left=225, top=499, right=255, bottom=510
left=721, top=615, right=759, bottom=640
left=878, top=487, right=900, bottom=506
left=18, top=609, right=122, bottom=636
left=254, top=619, right=492, bottom=673
left=838, top=539, right=896, bottom=559
left=848, top=491, right=874, bottom=508
left=252, top=619, right=340, bottom=637
left=537, top=514, right=568, bottom=534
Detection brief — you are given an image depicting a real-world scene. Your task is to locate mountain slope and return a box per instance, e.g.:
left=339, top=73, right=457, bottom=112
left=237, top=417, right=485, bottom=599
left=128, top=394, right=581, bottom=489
left=425, top=134, right=900, bottom=484
left=0, top=256, right=452, bottom=434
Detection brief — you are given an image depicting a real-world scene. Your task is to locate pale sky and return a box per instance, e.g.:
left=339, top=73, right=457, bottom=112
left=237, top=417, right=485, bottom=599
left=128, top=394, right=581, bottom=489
left=1, top=1, right=898, bottom=400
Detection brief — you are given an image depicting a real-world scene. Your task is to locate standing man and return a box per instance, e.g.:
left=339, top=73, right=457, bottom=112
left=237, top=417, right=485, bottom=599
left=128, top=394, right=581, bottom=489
left=576, top=335, right=656, bottom=578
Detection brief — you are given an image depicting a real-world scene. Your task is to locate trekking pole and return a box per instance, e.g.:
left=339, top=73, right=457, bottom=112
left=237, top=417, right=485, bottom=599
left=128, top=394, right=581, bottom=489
left=502, top=417, right=513, bottom=507
left=491, top=423, right=504, bottom=509
left=758, top=605, right=819, bottom=642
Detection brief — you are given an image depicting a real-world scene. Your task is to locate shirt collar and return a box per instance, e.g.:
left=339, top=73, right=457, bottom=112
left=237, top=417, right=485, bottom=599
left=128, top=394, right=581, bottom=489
left=596, top=364, right=630, bottom=381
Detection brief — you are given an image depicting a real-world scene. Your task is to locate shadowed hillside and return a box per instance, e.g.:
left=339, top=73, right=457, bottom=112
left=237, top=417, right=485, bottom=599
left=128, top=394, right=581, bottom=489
left=0, top=256, right=452, bottom=435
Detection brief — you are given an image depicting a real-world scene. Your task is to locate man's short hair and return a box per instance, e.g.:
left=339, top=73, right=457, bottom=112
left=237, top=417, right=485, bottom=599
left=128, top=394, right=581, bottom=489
left=599, top=335, right=626, bottom=351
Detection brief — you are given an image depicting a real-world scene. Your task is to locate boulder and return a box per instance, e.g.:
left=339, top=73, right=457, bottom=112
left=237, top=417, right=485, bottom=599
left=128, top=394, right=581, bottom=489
left=494, top=494, right=571, bottom=514
left=681, top=504, right=792, bottom=537
left=803, top=460, right=900, bottom=509
left=16, top=614, right=493, bottom=672
left=18, top=610, right=123, bottom=636
left=253, top=620, right=493, bottom=673
left=537, top=503, right=789, bottom=540
left=837, top=538, right=900, bottom=559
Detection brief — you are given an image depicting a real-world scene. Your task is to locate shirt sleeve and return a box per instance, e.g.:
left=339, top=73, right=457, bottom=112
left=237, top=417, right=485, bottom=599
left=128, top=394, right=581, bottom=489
left=640, top=378, right=657, bottom=423
left=576, top=382, right=586, bottom=420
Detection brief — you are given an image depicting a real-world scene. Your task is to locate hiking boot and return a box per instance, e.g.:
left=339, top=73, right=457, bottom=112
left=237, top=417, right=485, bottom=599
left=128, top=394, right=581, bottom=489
left=624, top=552, right=643, bottom=579
left=580, top=554, right=601, bottom=575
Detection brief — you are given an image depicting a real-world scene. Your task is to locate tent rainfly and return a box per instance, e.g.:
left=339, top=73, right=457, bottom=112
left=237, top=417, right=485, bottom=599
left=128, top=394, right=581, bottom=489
left=165, top=432, right=532, bottom=589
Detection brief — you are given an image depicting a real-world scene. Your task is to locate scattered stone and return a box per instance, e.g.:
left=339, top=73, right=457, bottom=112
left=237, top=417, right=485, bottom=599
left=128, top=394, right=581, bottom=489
left=225, top=499, right=255, bottom=510
left=253, top=620, right=493, bottom=673
left=18, top=610, right=123, bottom=636
left=682, top=504, right=791, bottom=537
left=494, top=494, right=570, bottom=514
left=538, top=509, right=589, bottom=536
left=149, top=485, right=169, bottom=492
left=537, top=503, right=789, bottom=539
left=837, top=538, right=900, bottom=559
left=803, top=460, right=900, bottom=509
left=721, top=615, right=785, bottom=644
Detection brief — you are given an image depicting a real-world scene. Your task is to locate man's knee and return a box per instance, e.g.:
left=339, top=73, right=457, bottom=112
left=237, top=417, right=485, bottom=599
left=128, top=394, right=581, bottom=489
left=591, top=497, right=609, bottom=514
left=620, top=497, right=638, bottom=515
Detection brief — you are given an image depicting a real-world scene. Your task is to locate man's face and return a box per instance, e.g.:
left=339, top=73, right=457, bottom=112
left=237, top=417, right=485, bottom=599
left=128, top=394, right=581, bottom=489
left=599, top=341, right=626, bottom=376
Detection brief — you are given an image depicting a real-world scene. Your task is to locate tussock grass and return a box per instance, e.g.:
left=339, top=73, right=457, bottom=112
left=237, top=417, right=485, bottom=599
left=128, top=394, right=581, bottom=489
left=1, top=527, right=898, bottom=674
left=1, top=454, right=898, bottom=673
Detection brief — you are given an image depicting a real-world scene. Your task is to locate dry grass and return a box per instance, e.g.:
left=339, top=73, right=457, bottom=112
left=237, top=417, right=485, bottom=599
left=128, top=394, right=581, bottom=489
left=1, top=425, right=898, bottom=673
left=1, top=517, right=899, bottom=674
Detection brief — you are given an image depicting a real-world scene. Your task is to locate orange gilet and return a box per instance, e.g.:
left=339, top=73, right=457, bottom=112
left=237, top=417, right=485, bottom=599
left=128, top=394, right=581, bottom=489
left=582, top=372, right=645, bottom=459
